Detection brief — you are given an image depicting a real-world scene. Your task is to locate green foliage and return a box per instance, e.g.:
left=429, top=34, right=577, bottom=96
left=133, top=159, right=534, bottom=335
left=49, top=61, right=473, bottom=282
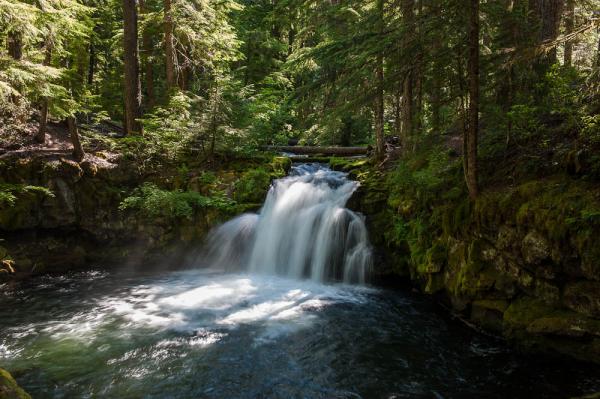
left=581, top=114, right=600, bottom=145
left=119, top=183, right=236, bottom=220
left=507, top=104, right=542, bottom=139
left=137, top=92, right=201, bottom=163
left=234, top=167, right=271, bottom=203
left=0, top=183, right=54, bottom=207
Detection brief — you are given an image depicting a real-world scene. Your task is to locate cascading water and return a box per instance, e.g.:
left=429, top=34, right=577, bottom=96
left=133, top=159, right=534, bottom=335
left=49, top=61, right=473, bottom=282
left=204, top=163, right=372, bottom=283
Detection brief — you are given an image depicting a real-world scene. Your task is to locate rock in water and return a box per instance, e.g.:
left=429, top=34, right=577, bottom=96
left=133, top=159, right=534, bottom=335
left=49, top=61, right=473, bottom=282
left=0, top=368, right=31, bottom=399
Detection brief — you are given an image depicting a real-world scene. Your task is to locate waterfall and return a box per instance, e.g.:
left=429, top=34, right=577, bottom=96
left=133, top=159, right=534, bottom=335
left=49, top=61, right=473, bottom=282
left=203, top=163, right=372, bottom=284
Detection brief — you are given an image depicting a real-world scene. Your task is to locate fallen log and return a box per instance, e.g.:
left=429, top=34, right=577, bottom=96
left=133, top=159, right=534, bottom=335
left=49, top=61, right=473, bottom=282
left=263, top=145, right=368, bottom=156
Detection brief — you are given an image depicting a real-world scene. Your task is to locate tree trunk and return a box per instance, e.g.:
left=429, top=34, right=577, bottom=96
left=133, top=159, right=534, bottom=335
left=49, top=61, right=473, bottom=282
left=7, top=31, right=23, bottom=60
left=178, top=49, right=190, bottom=91
left=529, top=0, right=564, bottom=65
left=36, top=44, right=53, bottom=144
left=139, top=0, right=155, bottom=108
left=374, top=0, right=386, bottom=160
left=394, top=86, right=402, bottom=136
left=496, top=0, right=517, bottom=112
left=563, top=0, right=575, bottom=66
left=164, top=0, right=176, bottom=90
left=67, top=116, right=85, bottom=162
left=413, top=0, right=424, bottom=143
left=88, top=42, right=96, bottom=86
left=597, top=24, right=600, bottom=68
left=263, top=146, right=368, bottom=156
left=466, top=0, right=480, bottom=200
left=401, top=0, right=414, bottom=146
left=123, top=0, right=143, bottom=135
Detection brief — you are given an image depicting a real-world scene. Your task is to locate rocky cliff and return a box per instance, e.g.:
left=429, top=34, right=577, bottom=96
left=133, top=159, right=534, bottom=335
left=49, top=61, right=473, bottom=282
left=342, top=158, right=600, bottom=364
left=0, top=152, right=290, bottom=280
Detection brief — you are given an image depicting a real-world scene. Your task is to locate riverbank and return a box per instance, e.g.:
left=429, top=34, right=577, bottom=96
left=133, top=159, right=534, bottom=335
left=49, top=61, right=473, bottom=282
left=336, top=145, right=600, bottom=365
left=2, top=144, right=600, bottom=366
left=0, top=149, right=291, bottom=280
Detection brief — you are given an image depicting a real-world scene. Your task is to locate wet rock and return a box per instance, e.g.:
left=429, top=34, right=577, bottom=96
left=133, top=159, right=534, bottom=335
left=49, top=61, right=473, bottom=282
left=564, top=282, right=600, bottom=318
left=471, top=299, right=508, bottom=333
left=0, top=368, right=31, bottom=399
left=497, top=225, right=519, bottom=251
left=522, top=230, right=550, bottom=265
left=527, top=314, right=600, bottom=339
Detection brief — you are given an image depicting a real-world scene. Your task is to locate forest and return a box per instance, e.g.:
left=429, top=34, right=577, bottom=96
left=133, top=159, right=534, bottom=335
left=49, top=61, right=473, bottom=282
left=1, top=0, right=600, bottom=397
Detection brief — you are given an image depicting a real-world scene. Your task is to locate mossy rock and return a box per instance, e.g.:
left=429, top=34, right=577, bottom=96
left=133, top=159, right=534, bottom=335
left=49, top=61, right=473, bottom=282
left=527, top=313, right=600, bottom=339
left=0, top=368, right=31, bottom=399
left=270, top=157, right=292, bottom=177
left=503, top=297, right=556, bottom=333
left=563, top=281, right=600, bottom=318
left=471, top=300, right=509, bottom=333
left=417, top=241, right=447, bottom=274
left=233, top=167, right=272, bottom=204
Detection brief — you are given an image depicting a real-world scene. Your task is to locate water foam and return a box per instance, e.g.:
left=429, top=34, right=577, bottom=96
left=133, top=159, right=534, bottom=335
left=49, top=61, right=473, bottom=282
left=204, top=164, right=372, bottom=283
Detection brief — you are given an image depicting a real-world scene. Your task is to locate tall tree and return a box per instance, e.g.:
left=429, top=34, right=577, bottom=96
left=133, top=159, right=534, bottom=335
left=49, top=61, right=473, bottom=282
left=140, top=0, right=155, bottom=108
left=7, top=31, right=23, bottom=60
left=564, top=0, right=575, bottom=66
left=401, top=0, right=415, bottom=145
left=36, top=40, right=53, bottom=143
left=529, top=0, right=564, bottom=64
left=163, top=0, right=176, bottom=90
left=374, top=0, right=386, bottom=160
left=466, top=0, right=480, bottom=199
left=67, top=116, right=85, bottom=161
left=123, top=0, right=143, bottom=134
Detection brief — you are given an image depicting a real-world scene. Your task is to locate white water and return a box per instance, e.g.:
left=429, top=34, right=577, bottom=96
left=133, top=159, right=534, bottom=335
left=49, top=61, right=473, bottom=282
left=204, top=163, right=372, bottom=283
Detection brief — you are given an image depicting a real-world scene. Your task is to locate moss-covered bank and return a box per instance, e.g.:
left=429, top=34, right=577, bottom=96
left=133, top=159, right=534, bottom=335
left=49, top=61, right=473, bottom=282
left=0, top=368, right=30, bottom=399
left=0, top=152, right=291, bottom=280
left=338, top=152, right=600, bottom=364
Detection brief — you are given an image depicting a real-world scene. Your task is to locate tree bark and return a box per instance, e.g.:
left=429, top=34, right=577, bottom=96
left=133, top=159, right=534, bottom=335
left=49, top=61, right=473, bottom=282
left=466, top=0, right=480, bottom=199
left=563, top=0, right=575, bottom=66
left=597, top=24, right=600, bottom=68
left=164, top=0, right=176, bottom=90
left=178, top=49, right=190, bottom=91
left=529, top=0, right=564, bottom=64
left=401, top=0, right=414, bottom=146
left=67, top=116, right=85, bottom=162
left=139, top=0, right=155, bottom=108
left=374, top=0, right=386, bottom=160
left=7, top=31, right=23, bottom=60
left=36, top=44, right=53, bottom=144
left=263, top=146, right=368, bottom=156
left=123, top=0, right=143, bottom=135
left=88, top=42, right=96, bottom=86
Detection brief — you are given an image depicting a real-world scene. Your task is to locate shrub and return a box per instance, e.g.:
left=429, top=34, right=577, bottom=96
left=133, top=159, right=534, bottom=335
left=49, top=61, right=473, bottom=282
left=0, top=184, right=54, bottom=207
left=119, top=183, right=236, bottom=220
left=234, top=167, right=271, bottom=203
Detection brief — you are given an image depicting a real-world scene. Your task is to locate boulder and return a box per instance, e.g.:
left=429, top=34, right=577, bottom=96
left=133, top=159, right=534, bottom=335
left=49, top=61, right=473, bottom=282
left=564, top=282, right=600, bottom=318
left=0, top=368, right=31, bottom=399
left=522, top=230, right=551, bottom=265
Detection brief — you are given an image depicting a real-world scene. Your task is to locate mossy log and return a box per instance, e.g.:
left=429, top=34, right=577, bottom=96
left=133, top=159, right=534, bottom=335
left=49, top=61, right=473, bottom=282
left=263, top=146, right=368, bottom=156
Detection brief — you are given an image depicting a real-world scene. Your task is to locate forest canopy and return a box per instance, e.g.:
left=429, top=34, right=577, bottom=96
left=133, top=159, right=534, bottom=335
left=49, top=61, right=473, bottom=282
left=0, top=0, right=599, bottom=196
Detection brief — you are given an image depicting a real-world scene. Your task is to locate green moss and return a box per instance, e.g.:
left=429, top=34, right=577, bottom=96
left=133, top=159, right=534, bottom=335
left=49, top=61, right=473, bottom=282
left=418, top=240, right=447, bottom=274
left=329, top=157, right=370, bottom=172
left=270, top=156, right=292, bottom=177
left=234, top=167, right=272, bottom=204
left=0, top=368, right=31, bottom=399
left=473, top=299, right=509, bottom=313
left=503, top=297, right=556, bottom=332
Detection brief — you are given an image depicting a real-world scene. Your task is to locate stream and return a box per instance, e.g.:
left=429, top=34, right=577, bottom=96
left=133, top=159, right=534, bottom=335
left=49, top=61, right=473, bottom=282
left=1, top=164, right=599, bottom=398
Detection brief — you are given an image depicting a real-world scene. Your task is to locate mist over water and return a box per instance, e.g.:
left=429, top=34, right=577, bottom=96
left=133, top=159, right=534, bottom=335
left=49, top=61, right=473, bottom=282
left=204, top=164, right=372, bottom=283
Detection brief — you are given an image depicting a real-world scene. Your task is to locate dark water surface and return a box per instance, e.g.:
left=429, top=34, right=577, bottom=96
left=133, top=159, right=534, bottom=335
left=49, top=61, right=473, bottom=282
left=1, top=269, right=599, bottom=398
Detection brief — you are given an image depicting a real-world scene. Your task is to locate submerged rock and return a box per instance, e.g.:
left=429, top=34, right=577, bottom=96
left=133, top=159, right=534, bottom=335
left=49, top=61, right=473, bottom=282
left=0, top=368, right=31, bottom=399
